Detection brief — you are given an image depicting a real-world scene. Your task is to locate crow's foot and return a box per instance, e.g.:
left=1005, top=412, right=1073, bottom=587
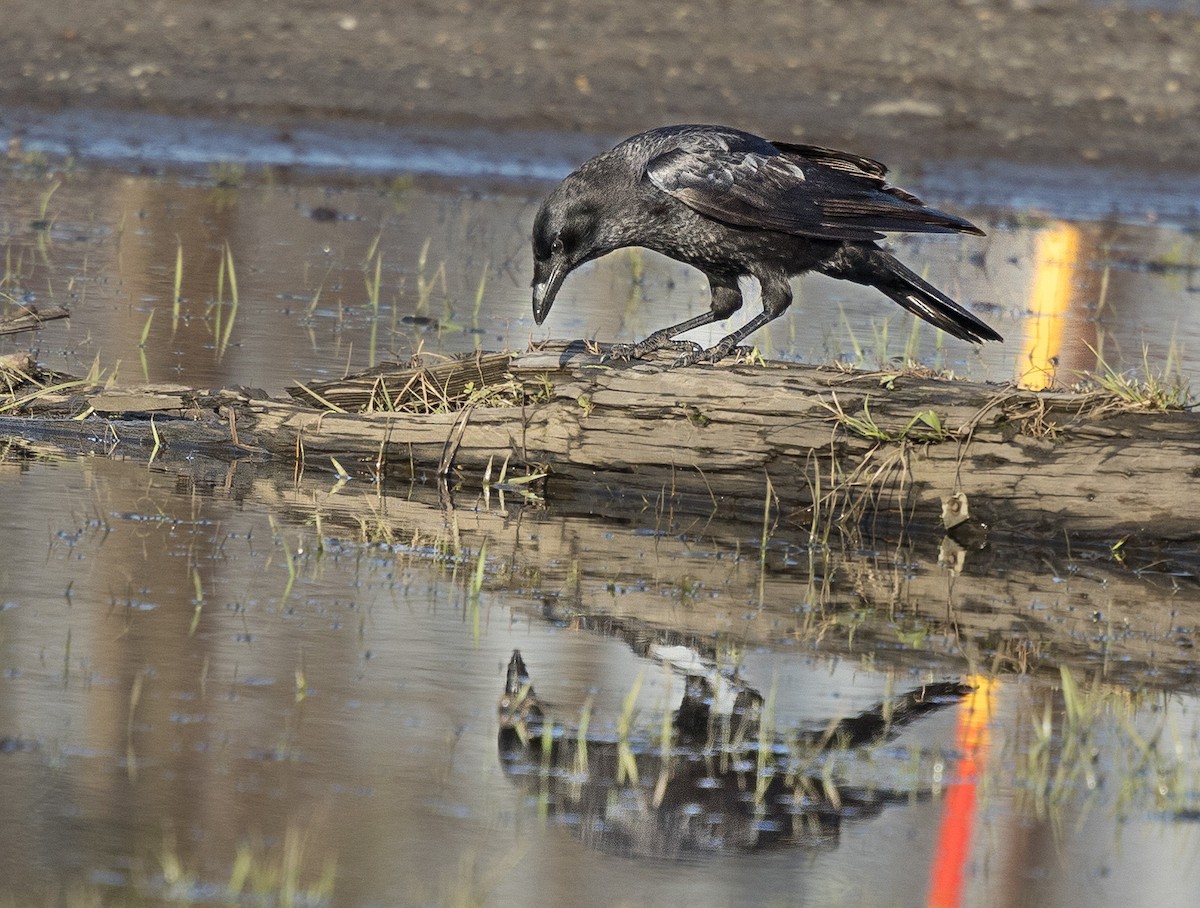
left=672, top=343, right=755, bottom=367
left=602, top=338, right=701, bottom=363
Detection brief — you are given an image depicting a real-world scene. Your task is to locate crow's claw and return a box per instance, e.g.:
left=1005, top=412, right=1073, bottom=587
left=672, top=345, right=725, bottom=367
left=602, top=338, right=701, bottom=363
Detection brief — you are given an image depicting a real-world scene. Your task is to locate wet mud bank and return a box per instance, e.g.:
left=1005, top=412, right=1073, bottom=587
left=6, top=105, right=1200, bottom=227
left=3, top=0, right=1198, bottom=175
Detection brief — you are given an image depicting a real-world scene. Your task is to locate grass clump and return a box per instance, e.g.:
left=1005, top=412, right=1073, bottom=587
left=1077, top=345, right=1192, bottom=411
left=821, top=393, right=950, bottom=443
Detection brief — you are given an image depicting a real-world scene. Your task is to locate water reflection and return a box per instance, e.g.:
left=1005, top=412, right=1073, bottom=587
left=2, top=168, right=531, bottom=391
left=498, top=649, right=970, bottom=858
left=1020, top=224, right=1085, bottom=390
left=0, top=164, right=1196, bottom=394
left=0, top=449, right=1197, bottom=906
left=1017, top=219, right=1198, bottom=390
left=927, top=677, right=994, bottom=908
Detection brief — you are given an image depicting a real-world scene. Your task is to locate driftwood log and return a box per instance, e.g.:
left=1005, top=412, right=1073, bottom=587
left=275, top=344, right=1200, bottom=545
left=2, top=343, right=1198, bottom=548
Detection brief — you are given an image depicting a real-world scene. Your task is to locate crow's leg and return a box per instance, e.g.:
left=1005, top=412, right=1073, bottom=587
left=604, top=275, right=742, bottom=361
left=672, top=313, right=774, bottom=365
left=603, top=310, right=714, bottom=361
left=675, top=273, right=791, bottom=366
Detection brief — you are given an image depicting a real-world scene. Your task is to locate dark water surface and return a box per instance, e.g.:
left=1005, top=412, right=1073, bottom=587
left=1, top=147, right=1199, bottom=906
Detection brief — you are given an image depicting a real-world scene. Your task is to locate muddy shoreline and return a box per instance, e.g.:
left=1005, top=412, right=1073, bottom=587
left=3, top=0, right=1197, bottom=178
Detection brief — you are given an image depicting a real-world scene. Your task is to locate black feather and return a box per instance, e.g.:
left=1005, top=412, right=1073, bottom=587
left=531, top=124, right=1001, bottom=363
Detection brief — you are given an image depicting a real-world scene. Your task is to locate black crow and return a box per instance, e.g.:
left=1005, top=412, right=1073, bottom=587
left=531, top=124, right=1001, bottom=365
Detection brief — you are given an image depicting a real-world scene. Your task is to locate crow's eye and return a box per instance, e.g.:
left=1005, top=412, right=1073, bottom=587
left=551, top=237, right=565, bottom=255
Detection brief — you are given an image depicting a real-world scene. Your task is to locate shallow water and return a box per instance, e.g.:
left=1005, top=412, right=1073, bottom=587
left=2, top=141, right=1200, bottom=906
left=1, top=144, right=1197, bottom=396
left=1, top=453, right=1198, bottom=907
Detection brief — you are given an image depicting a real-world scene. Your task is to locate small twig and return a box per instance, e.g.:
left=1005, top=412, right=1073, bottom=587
left=0, top=305, right=70, bottom=337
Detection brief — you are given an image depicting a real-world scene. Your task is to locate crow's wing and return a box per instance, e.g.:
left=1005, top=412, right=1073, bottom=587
left=645, top=134, right=983, bottom=242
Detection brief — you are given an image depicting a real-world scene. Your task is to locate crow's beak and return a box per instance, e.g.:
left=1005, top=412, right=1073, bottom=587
left=532, top=259, right=568, bottom=326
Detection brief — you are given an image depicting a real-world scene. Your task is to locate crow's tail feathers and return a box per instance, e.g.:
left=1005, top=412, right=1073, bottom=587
left=820, top=246, right=1002, bottom=344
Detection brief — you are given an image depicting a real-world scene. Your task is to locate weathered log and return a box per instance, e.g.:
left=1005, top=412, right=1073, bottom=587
left=2, top=343, right=1198, bottom=545
left=250, top=344, right=1200, bottom=543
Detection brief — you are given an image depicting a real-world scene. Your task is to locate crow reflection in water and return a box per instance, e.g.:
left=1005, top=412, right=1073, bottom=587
left=531, top=124, right=1001, bottom=365
left=498, top=650, right=971, bottom=858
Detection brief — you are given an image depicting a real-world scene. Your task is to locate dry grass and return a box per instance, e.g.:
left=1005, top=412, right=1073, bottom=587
left=288, top=351, right=553, bottom=414
left=0, top=352, right=101, bottom=414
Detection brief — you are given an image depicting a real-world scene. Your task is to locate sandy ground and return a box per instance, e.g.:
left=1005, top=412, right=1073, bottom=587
left=1, top=1, right=1197, bottom=173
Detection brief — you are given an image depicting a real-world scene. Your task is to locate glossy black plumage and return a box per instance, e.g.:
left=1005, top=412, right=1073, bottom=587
left=531, top=124, right=1001, bottom=364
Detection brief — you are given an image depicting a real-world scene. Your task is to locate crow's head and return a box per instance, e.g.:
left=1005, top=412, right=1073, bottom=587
left=530, top=166, right=621, bottom=325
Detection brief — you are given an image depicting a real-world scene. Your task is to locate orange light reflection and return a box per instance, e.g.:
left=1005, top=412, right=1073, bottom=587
left=1019, top=225, right=1082, bottom=390
left=926, top=675, right=997, bottom=908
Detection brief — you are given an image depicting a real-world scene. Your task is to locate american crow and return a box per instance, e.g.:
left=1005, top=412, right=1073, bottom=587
left=531, top=124, right=1001, bottom=365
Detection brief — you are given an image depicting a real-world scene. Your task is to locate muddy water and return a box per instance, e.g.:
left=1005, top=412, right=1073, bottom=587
left=2, top=158, right=1200, bottom=907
